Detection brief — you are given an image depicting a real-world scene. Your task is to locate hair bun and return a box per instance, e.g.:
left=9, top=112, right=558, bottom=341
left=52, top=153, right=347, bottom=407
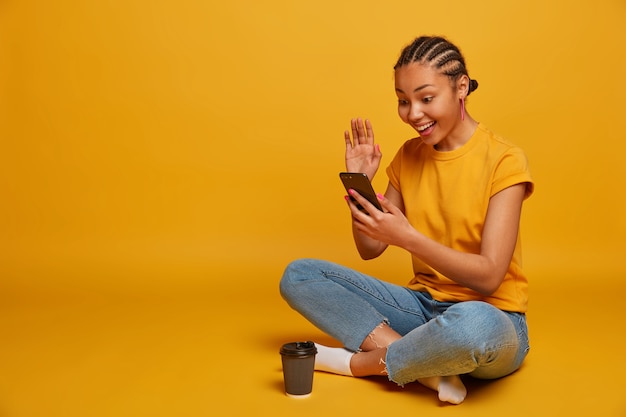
left=468, top=79, right=479, bottom=95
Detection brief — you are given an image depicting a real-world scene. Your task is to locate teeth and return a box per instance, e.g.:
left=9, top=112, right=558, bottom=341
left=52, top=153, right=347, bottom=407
left=417, top=121, right=435, bottom=132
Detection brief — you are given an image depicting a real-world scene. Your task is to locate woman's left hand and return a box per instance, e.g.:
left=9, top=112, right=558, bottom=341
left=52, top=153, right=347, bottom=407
left=346, top=189, right=415, bottom=248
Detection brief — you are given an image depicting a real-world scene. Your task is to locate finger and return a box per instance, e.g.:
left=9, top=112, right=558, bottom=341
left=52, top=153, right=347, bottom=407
left=348, top=189, right=379, bottom=216
left=344, top=195, right=366, bottom=220
left=344, top=130, right=353, bottom=148
left=355, top=117, right=367, bottom=144
left=345, top=193, right=357, bottom=209
left=365, top=119, right=375, bottom=144
left=350, top=118, right=359, bottom=143
left=376, top=193, right=396, bottom=214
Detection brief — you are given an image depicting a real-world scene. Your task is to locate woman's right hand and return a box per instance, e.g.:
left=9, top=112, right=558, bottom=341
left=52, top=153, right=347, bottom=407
left=344, top=118, right=382, bottom=180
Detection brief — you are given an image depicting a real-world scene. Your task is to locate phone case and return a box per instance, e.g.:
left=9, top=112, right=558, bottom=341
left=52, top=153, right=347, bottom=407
left=339, top=172, right=382, bottom=212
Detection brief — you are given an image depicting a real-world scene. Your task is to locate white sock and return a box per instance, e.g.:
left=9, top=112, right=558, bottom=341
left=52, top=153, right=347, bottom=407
left=314, top=343, right=354, bottom=376
left=418, top=375, right=467, bottom=405
left=437, top=375, right=467, bottom=404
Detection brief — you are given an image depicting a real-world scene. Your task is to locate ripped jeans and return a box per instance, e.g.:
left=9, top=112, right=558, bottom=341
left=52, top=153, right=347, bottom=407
left=279, top=259, right=529, bottom=386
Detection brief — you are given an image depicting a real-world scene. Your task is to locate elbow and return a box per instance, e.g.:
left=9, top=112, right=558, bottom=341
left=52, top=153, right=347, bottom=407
left=477, top=284, right=499, bottom=297
left=358, top=249, right=381, bottom=261
left=476, top=271, right=506, bottom=296
left=357, top=244, right=387, bottom=260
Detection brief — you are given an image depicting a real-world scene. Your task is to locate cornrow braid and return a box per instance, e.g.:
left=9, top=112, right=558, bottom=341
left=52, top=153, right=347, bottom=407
left=394, top=36, right=479, bottom=96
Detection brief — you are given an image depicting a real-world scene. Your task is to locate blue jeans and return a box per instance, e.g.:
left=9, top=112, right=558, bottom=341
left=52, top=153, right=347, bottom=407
left=279, top=259, right=529, bottom=386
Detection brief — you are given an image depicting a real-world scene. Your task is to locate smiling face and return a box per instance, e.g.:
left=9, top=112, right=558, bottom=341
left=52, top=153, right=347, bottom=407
left=395, top=62, right=469, bottom=151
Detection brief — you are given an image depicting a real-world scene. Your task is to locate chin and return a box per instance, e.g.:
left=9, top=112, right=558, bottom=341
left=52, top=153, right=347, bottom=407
left=419, top=135, right=438, bottom=147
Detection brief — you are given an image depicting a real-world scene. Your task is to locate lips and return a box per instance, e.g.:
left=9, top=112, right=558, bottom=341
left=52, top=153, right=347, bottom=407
left=416, top=121, right=436, bottom=135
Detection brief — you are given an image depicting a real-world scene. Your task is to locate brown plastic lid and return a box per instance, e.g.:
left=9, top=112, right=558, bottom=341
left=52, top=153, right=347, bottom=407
left=280, top=341, right=317, bottom=356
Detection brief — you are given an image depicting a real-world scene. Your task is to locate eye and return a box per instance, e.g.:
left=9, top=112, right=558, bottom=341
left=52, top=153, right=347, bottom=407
left=398, top=99, right=409, bottom=106
left=422, top=96, right=434, bottom=104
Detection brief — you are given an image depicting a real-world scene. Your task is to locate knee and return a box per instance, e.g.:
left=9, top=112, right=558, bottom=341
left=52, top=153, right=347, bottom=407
left=441, top=302, right=516, bottom=349
left=279, top=258, right=318, bottom=300
left=445, top=301, right=501, bottom=326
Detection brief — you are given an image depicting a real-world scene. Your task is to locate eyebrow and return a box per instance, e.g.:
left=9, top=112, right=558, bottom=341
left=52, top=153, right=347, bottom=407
left=395, top=84, right=434, bottom=94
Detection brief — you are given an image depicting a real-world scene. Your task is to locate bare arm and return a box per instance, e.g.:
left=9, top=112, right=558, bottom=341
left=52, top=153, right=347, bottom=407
left=342, top=118, right=386, bottom=258
left=347, top=183, right=527, bottom=295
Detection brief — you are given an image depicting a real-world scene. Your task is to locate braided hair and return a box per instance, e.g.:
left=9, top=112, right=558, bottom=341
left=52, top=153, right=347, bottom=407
left=394, top=36, right=479, bottom=96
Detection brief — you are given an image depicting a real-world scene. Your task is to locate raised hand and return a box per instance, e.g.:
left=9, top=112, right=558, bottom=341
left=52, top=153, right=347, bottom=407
left=344, top=118, right=382, bottom=180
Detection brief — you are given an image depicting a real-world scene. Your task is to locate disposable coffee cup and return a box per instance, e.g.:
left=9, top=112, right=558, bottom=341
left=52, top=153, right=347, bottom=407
left=280, top=341, right=317, bottom=398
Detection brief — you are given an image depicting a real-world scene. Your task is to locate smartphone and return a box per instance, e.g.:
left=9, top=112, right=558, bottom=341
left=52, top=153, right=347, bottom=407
left=339, top=172, right=383, bottom=213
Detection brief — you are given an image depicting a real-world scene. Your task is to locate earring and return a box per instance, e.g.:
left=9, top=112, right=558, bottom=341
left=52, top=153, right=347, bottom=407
left=460, top=97, right=466, bottom=121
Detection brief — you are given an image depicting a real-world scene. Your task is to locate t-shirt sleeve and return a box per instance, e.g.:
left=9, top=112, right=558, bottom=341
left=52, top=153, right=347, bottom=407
left=492, top=147, right=534, bottom=199
left=386, top=143, right=404, bottom=192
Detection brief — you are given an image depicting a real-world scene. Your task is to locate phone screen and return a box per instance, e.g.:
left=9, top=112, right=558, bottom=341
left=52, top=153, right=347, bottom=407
left=339, top=172, right=382, bottom=213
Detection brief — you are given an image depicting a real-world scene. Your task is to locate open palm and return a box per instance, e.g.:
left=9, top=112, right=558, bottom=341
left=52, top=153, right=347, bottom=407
left=344, top=118, right=382, bottom=180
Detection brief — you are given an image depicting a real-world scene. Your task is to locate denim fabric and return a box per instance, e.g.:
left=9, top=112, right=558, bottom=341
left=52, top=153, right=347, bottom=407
left=279, top=258, right=529, bottom=385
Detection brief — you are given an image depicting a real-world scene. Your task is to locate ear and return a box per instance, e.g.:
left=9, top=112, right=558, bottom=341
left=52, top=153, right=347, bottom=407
left=457, top=75, right=470, bottom=99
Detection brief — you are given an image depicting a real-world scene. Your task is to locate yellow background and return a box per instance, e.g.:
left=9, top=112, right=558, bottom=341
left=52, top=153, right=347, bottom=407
left=1, top=1, right=625, bottom=416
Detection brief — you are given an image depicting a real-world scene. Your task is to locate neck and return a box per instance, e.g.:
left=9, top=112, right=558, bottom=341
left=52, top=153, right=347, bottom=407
left=434, top=117, right=478, bottom=152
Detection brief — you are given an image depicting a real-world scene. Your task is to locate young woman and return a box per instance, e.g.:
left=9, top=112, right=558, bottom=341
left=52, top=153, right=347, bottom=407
left=279, top=35, right=533, bottom=405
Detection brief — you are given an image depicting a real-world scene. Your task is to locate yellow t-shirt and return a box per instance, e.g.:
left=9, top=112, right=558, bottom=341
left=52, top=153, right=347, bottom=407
left=386, top=123, right=534, bottom=312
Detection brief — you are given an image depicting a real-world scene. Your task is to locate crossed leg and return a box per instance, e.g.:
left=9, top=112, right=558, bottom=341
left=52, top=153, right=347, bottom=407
left=316, top=322, right=467, bottom=405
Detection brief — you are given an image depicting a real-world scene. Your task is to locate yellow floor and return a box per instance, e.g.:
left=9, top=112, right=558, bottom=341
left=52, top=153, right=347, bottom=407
left=1, top=252, right=625, bottom=417
left=2, top=1, right=625, bottom=416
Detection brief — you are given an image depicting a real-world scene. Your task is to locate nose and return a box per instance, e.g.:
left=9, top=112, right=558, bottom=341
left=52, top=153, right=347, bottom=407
left=407, top=103, right=424, bottom=122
